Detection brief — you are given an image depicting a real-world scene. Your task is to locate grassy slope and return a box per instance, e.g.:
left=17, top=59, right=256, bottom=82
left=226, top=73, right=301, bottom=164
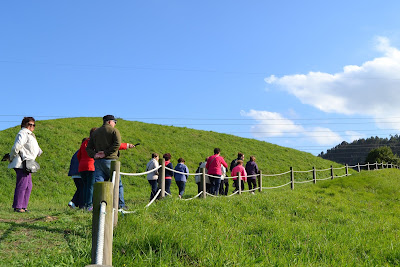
left=0, top=118, right=398, bottom=266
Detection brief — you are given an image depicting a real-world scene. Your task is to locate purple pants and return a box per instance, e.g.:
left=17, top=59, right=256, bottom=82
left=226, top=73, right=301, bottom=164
left=12, top=168, right=32, bottom=209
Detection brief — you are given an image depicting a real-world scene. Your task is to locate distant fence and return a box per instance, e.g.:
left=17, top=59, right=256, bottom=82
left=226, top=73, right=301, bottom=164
left=88, top=160, right=398, bottom=266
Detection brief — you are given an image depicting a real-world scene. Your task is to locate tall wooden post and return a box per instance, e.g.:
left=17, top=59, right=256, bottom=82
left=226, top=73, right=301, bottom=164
left=258, top=171, right=262, bottom=192
left=237, top=172, right=242, bottom=195
left=159, top=158, right=165, bottom=198
left=367, top=162, right=370, bottom=171
left=357, top=163, right=360, bottom=173
left=290, top=167, right=294, bottom=190
left=202, top=168, right=206, bottom=199
left=313, top=166, right=316, bottom=184
left=345, top=164, right=348, bottom=176
left=91, top=182, right=114, bottom=266
left=375, top=162, right=378, bottom=170
left=111, top=160, right=120, bottom=227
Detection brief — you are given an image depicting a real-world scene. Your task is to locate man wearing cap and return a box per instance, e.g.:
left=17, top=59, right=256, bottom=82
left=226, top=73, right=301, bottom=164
left=86, top=115, right=127, bottom=209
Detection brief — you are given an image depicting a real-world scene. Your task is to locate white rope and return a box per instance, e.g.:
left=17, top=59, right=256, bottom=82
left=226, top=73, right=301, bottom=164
left=332, top=166, right=346, bottom=170
left=262, top=181, right=291, bottom=189
left=316, top=168, right=331, bottom=172
left=118, top=209, right=136, bottom=214
left=183, top=192, right=203, bottom=201
left=316, top=176, right=332, bottom=181
left=294, top=179, right=314, bottom=184
left=120, top=165, right=161, bottom=176
left=262, top=170, right=291, bottom=177
left=145, top=189, right=162, bottom=208
left=222, top=175, right=238, bottom=179
left=334, top=174, right=348, bottom=178
left=165, top=166, right=195, bottom=176
left=227, top=190, right=239, bottom=197
left=95, top=201, right=107, bottom=265
left=241, top=187, right=260, bottom=193
left=293, top=169, right=313, bottom=173
left=247, top=174, right=258, bottom=178
left=205, top=192, right=217, bottom=197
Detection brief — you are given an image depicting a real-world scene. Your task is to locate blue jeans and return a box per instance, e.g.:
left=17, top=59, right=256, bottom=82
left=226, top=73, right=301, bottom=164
left=165, top=179, right=172, bottom=195
left=80, top=171, right=94, bottom=208
left=94, top=159, right=126, bottom=208
left=148, top=179, right=158, bottom=201
left=209, top=175, right=221, bottom=195
left=176, top=181, right=186, bottom=196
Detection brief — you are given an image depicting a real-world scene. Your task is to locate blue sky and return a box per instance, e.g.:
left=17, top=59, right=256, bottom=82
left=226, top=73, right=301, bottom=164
left=1, top=1, right=400, bottom=156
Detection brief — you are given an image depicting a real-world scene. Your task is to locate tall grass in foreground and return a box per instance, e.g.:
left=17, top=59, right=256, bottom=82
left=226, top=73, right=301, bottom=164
left=114, top=169, right=400, bottom=266
left=0, top=169, right=399, bottom=266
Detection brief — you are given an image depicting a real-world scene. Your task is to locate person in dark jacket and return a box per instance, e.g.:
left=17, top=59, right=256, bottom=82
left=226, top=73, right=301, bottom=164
left=245, top=156, right=259, bottom=194
left=68, top=150, right=84, bottom=209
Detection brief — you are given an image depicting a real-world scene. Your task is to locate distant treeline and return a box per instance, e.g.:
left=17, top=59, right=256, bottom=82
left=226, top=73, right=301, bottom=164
left=318, top=135, right=400, bottom=165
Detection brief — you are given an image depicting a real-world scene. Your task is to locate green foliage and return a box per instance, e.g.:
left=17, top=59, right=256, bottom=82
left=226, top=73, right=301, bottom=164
left=0, top=118, right=398, bottom=266
left=365, top=146, right=400, bottom=165
left=320, top=135, right=400, bottom=165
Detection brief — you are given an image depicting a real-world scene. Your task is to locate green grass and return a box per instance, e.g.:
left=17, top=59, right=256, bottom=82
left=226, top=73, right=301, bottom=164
left=0, top=118, right=399, bottom=266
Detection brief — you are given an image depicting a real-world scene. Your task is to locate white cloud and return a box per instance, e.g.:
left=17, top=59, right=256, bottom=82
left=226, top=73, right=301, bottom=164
left=240, top=110, right=303, bottom=138
left=345, top=131, right=365, bottom=143
left=241, top=109, right=343, bottom=145
left=265, top=36, right=400, bottom=129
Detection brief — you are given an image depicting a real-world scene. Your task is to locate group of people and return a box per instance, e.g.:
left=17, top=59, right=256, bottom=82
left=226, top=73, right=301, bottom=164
left=194, top=149, right=260, bottom=196
left=67, top=115, right=136, bottom=211
left=144, top=148, right=260, bottom=201
left=145, top=153, right=190, bottom=200
left=6, top=116, right=260, bottom=213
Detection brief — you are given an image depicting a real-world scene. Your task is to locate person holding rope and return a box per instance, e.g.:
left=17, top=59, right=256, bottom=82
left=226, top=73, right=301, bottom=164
left=206, top=148, right=228, bottom=196
left=174, top=158, right=189, bottom=199
left=146, top=153, right=159, bottom=201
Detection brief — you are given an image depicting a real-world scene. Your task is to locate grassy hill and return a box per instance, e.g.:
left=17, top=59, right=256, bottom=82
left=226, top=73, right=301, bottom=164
left=0, top=118, right=399, bottom=266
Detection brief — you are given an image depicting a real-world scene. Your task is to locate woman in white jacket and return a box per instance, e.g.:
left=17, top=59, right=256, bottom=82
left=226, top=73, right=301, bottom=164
left=8, top=117, right=43, bottom=213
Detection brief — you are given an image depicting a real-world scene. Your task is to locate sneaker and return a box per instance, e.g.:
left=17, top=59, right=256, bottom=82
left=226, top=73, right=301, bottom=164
left=68, top=201, right=76, bottom=209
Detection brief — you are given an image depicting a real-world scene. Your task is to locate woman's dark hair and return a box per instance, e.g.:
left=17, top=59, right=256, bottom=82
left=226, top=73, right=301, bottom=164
left=250, top=156, right=256, bottom=162
left=214, top=148, right=220, bottom=154
left=163, top=153, right=171, bottom=160
left=178, top=158, right=185, bottom=163
left=152, top=153, right=159, bottom=158
left=21, top=117, right=35, bottom=128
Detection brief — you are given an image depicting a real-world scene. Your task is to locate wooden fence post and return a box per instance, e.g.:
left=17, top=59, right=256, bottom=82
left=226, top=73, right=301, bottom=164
left=313, top=166, right=316, bottom=184
left=290, top=167, right=294, bottom=190
left=375, top=162, right=378, bottom=170
left=202, top=168, right=206, bottom=199
left=258, top=171, right=262, bottom=192
left=357, top=163, right=360, bottom=172
left=91, top=182, right=114, bottom=266
left=345, top=164, right=348, bottom=176
left=111, top=160, right=120, bottom=227
left=367, top=162, right=370, bottom=171
left=237, top=172, right=242, bottom=195
left=159, top=158, right=165, bottom=198
left=331, top=165, right=334, bottom=179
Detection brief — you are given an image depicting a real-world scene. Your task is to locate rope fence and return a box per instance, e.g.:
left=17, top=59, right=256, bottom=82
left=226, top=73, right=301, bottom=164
left=90, top=160, right=399, bottom=265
